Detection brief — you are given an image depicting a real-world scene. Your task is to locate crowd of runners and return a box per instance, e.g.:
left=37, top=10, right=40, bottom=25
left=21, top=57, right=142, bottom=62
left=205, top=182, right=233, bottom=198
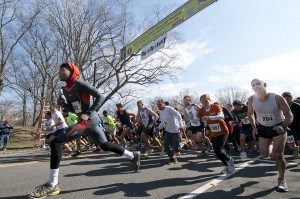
left=27, top=62, right=299, bottom=198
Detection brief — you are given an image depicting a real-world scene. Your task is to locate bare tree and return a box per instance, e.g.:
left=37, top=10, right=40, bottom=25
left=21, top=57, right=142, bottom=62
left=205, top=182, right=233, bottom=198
left=0, top=0, right=42, bottom=96
left=1, top=0, right=184, bottom=125
left=46, top=0, right=182, bottom=106
left=214, top=86, right=249, bottom=106
left=0, top=99, right=13, bottom=121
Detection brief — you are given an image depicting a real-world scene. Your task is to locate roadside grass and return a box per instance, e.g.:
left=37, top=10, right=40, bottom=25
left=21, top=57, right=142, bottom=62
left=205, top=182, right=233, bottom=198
left=8, top=140, right=36, bottom=150
left=3, top=126, right=42, bottom=151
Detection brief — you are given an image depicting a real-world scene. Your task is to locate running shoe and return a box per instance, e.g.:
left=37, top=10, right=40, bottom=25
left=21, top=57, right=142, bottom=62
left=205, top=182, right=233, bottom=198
left=160, top=147, right=166, bottom=156
left=220, top=166, right=229, bottom=174
left=131, top=151, right=141, bottom=172
left=277, top=179, right=288, bottom=192
left=92, top=148, right=101, bottom=153
left=239, top=151, right=247, bottom=159
left=143, top=149, right=153, bottom=156
left=71, top=151, right=82, bottom=157
left=28, top=183, right=60, bottom=199
left=226, top=157, right=235, bottom=173
left=167, top=158, right=178, bottom=165
left=197, top=151, right=207, bottom=158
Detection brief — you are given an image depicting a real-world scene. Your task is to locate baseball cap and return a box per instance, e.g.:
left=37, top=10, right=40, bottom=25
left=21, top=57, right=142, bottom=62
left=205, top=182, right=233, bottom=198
left=282, top=92, right=292, bottom=98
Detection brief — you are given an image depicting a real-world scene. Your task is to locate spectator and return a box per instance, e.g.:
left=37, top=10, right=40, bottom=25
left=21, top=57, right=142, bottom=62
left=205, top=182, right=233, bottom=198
left=0, top=120, right=13, bottom=150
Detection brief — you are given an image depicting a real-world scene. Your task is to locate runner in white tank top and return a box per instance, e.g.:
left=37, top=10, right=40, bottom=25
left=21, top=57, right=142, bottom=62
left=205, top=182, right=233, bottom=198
left=183, top=95, right=208, bottom=156
left=247, top=78, right=293, bottom=192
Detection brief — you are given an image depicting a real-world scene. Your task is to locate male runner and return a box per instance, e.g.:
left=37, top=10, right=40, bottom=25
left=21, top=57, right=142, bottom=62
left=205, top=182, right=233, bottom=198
left=28, top=62, right=140, bottom=198
left=136, top=100, right=163, bottom=156
left=247, top=78, right=293, bottom=192
left=282, top=92, right=300, bottom=158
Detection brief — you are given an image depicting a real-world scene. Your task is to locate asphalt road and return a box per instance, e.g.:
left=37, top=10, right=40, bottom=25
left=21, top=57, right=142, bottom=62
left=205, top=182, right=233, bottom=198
left=0, top=147, right=299, bottom=199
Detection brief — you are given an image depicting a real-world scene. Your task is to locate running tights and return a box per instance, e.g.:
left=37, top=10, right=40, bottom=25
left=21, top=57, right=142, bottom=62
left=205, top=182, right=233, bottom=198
left=211, top=134, right=230, bottom=165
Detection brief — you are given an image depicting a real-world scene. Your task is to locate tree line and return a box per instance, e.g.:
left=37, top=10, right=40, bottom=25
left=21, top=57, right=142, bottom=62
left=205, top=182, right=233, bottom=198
left=0, top=0, right=184, bottom=126
left=0, top=0, right=249, bottom=126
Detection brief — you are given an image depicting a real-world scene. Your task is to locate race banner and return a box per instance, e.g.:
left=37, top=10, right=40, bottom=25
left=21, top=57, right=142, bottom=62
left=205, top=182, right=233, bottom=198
left=140, top=34, right=167, bottom=60
left=120, top=0, right=217, bottom=60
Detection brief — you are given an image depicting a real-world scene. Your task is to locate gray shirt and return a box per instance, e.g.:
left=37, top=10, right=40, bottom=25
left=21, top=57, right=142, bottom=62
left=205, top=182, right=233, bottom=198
left=253, top=93, right=284, bottom=127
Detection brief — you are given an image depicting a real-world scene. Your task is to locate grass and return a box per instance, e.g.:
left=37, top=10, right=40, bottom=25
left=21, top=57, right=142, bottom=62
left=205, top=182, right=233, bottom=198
left=8, top=140, right=36, bottom=150
left=2, top=126, right=41, bottom=151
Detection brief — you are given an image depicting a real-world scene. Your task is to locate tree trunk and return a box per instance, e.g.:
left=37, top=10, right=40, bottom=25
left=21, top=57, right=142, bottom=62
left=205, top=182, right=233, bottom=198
left=22, top=91, right=27, bottom=126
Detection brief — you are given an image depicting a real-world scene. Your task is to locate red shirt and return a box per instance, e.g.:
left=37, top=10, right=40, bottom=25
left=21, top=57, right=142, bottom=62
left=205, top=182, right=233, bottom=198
left=197, top=104, right=229, bottom=137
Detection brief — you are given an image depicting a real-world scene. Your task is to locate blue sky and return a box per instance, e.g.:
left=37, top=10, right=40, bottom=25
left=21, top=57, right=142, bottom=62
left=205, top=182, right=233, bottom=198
left=130, top=0, right=300, bottom=101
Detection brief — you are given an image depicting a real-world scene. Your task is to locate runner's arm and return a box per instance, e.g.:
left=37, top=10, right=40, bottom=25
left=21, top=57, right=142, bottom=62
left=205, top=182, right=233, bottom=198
left=276, top=95, right=293, bottom=129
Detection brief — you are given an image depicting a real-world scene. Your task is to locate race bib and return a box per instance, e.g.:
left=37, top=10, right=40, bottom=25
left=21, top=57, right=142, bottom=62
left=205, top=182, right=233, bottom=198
left=241, top=117, right=250, bottom=125
left=260, top=113, right=275, bottom=125
left=71, top=101, right=82, bottom=113
left=286, top=135, right=295, bottom=144
left=209, top=123, right=221, bottom=132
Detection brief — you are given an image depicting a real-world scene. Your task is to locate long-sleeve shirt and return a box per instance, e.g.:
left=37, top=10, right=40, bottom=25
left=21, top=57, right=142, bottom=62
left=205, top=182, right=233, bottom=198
left=62, top=79, right=105, bottom=117
left=158, top=106, right=184, bottom=133
left=62, top=79, right=105, bottom=129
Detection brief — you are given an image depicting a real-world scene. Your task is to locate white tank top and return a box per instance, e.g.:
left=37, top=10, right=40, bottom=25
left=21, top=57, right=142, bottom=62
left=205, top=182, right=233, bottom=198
left=253, top=93, right=284, bottom=127
left=139, top=108, right=152, bottom=127
left=185, top=104, right=201, bottom=126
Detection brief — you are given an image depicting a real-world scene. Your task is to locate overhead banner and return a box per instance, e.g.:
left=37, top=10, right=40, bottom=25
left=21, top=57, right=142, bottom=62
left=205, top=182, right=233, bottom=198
left=140, top=34, right=167, bottom=60
left=120, top=0, right=217, bottom=60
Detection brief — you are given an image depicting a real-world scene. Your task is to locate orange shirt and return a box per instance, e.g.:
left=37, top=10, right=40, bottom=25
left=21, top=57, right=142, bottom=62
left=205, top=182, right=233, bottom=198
left=197, top=104, right=229, bottom=137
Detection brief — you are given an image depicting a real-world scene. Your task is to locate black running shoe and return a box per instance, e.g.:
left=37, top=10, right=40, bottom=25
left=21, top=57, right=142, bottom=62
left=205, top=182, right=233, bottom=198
left=71, top=151, right=82, bottom=157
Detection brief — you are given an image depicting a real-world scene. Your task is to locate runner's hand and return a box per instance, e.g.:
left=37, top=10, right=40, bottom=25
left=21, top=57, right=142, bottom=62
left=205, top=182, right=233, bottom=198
left=273, top=125, right=285, bottom=134
left=79, top=114, right=89, bottom=123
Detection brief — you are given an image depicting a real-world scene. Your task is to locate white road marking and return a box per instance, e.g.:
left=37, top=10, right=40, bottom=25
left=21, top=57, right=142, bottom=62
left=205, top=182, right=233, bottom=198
left=179, top=156, right=261, bottom=199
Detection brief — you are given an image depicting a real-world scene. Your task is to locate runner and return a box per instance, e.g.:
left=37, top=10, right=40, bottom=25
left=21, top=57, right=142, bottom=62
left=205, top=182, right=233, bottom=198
left=136, top=100, right=163, bottom=156
left=232, top=100, right=257, bottom=159
left=282, top=92, right=300, bottom=158
left=115, top=103, right=138, bottom=148
left=197, top=94, right=235, bottom=174
left=27, top=62, right=140, bottom=199
left=49, top=103, right=74, bottom=156
left=182, top=95, right=207, bottom=157
left=156, top=99, right=184, bottom=165
left=247, top=78, right=293, bottom=192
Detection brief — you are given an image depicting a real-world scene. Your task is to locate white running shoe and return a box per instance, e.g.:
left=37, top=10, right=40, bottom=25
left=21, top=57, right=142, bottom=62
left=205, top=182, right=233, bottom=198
left=220, top=166, right=229, bottom=174
left=277, top=179, right=288, bottom=192
left=239, top=151, right=247, bottom=159
left=227, top=157, right=235, bottom=173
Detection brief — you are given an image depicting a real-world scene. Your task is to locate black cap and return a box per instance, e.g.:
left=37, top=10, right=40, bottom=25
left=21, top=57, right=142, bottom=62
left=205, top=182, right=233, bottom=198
left=282, top=92, right=292, bottom=98
left=60, top=63, right=71, bottom=71
left=233, top=100, right=243, bottom=105
left=103, top=110, right=108, bottom=115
